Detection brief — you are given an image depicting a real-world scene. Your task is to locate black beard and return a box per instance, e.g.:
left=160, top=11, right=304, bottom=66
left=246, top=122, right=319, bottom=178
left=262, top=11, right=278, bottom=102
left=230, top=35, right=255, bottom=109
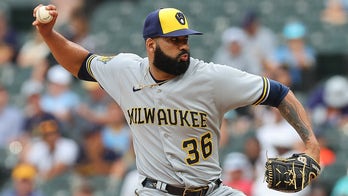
left=153, top=45, right=190, bottom=76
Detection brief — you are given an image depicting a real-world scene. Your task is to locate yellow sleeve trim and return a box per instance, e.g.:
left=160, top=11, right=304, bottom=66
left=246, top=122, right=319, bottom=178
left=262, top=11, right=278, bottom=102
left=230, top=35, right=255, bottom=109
left=86, top=54, right=97, bottom=79
left=253, top=77, right=270, bottom=105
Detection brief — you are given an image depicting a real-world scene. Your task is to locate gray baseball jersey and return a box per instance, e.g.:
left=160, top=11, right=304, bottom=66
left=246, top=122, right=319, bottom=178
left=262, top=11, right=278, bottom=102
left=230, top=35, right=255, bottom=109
left=84, top=53, right=268, bottom=188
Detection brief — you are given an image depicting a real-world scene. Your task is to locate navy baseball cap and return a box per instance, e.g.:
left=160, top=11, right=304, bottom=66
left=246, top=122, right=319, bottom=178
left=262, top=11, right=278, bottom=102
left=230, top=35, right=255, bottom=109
left=143, top=8, right=202, bottom=39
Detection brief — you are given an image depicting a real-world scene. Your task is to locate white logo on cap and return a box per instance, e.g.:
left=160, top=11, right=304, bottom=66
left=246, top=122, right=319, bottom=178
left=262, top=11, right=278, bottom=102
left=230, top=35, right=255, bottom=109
left=175, top=12, right=186, bottom=25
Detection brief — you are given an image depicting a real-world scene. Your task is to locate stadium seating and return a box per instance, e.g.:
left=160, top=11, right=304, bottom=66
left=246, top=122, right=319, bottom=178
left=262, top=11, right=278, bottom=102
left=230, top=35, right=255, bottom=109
left=2, top=1, right=348, bottom=195
left=87, top=0, right=344, bottom=61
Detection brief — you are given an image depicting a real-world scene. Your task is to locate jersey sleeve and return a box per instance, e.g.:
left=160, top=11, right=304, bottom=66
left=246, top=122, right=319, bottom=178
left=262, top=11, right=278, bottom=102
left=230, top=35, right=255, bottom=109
left=211, top=64, right=289, bottom=111
left=78, top=53, right=96, bottom=81
left=83, top=53, right=120, bottom=83
left=80, top=53, right=124, bottom=103
left=260, top=79, right=289, bottom=107
left=80, top=53, right=143, bottom=103
left=211, top=64, right=269, bottom=112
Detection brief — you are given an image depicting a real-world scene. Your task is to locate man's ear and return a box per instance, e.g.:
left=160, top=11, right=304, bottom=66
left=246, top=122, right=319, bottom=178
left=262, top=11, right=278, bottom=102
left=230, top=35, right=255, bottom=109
left=146, top=38, right=156, bottom=52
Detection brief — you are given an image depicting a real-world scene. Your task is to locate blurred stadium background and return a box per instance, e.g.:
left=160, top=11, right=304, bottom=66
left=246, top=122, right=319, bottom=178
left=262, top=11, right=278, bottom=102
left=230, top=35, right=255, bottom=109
left=4, top=0, right=348, bottom=80
left=1, top=0, right=348, bottom=195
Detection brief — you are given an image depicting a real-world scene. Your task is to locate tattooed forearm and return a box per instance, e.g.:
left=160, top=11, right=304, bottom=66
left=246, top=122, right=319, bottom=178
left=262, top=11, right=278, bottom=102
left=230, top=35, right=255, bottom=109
left=276, top=91, right=320, bottom=161
left=277, top=92, right=312, bottom=144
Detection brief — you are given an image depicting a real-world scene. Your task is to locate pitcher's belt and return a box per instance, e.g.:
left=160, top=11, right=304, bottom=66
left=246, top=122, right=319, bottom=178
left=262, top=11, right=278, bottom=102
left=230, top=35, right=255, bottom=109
left=142, top=178, right=222, bottom=196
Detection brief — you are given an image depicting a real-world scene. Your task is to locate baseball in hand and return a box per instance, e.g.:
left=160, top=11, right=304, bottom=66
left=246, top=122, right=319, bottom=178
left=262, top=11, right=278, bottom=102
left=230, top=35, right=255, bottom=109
left=36, top=6, right=53, bottom=24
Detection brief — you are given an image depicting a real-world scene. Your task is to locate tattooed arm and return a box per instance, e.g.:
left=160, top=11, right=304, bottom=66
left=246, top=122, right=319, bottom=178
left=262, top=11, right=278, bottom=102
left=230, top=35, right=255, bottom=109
left=277, top=90, right=320, bottom=162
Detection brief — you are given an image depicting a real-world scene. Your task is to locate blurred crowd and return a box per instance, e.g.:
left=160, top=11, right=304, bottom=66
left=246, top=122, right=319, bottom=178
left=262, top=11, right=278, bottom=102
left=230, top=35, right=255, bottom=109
left=0, top=0, right=348, bottom=196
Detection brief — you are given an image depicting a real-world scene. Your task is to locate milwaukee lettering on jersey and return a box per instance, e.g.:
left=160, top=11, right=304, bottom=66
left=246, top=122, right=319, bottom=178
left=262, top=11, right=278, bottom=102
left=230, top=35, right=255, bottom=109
left=127, top=108, right=208, bottom=127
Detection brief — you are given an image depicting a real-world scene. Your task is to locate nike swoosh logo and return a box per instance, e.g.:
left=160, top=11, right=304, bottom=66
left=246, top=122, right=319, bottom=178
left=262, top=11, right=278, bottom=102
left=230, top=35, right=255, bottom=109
left=133, top=86, right=141, bottom=92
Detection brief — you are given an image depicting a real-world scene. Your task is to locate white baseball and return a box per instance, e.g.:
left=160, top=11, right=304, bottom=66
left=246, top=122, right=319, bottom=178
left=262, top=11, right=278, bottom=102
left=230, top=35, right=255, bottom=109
left=36, top=6, right=53, bottom=24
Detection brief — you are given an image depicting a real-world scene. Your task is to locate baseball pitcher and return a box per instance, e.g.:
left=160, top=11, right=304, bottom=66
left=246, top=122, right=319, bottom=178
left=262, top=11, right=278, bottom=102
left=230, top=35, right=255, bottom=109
left=32, top=5, right=320, bottom=196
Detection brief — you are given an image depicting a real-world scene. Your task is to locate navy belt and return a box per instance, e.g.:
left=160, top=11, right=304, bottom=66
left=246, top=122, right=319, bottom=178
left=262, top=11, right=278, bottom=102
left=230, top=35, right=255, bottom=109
left=142, top=178, right=221, bottom=196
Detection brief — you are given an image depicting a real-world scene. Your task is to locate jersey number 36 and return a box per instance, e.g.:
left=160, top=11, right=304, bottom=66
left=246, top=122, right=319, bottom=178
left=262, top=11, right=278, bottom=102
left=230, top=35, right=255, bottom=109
left=182, top=131, right=213, bottom=165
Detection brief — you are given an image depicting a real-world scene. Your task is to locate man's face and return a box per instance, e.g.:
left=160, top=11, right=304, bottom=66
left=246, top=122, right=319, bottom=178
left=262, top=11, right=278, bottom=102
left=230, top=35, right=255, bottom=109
left=228, top=41, right=243, bottom=56
left=14, top=178, right=35, bottom=195
left=153, top=36, right=190, bottom=76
